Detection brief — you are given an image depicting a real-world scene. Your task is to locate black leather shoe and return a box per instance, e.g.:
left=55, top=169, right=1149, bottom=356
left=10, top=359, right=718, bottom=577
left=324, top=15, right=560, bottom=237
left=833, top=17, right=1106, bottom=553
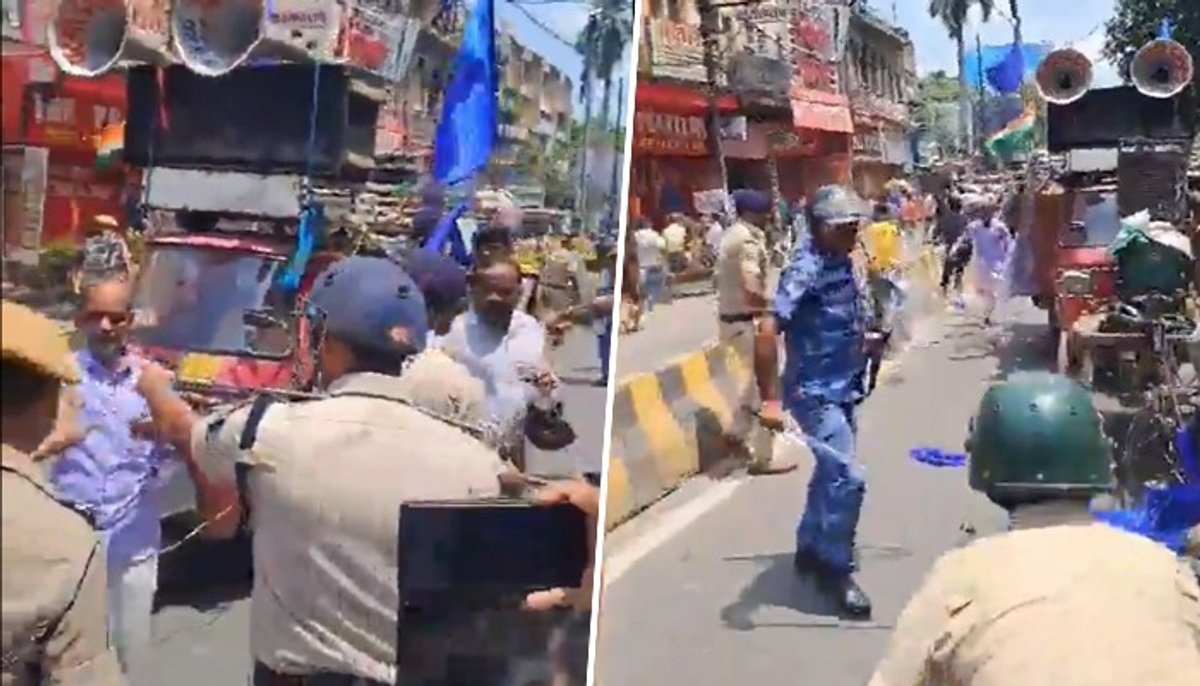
left=792, top=547, right=821, bottom=575
left=817, top=572, right=873, bottom=620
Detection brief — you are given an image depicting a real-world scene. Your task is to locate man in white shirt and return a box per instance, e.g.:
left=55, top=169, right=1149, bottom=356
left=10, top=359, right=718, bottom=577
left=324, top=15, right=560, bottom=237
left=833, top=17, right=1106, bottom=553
left=633, top=220, right=668, bottom=315
left=662, top=213, right=689, bottom=273
left=431, top=254, right=560, bottom=471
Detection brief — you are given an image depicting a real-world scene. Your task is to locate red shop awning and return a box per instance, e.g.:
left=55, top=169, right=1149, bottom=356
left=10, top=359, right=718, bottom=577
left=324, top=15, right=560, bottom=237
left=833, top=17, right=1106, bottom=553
left=790, top=88, right=853, bottom=134
left=636, top=81, right=739, bottom=114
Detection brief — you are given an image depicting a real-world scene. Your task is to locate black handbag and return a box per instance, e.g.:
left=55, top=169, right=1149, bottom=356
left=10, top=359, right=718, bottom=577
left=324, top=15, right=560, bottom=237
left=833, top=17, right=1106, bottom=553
left=523, top=401, right=577, bottom=451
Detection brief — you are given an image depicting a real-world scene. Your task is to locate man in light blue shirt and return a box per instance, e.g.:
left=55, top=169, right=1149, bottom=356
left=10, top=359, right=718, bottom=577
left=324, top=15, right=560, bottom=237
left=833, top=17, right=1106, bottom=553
left=432, top=254, right=559, bottom=470
left=51, top=278, right=178, bottom=671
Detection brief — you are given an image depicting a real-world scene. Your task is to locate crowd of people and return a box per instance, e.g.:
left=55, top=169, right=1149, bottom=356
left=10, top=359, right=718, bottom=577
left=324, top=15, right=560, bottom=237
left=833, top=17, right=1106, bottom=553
left=1, top=207, right=613, bottom=684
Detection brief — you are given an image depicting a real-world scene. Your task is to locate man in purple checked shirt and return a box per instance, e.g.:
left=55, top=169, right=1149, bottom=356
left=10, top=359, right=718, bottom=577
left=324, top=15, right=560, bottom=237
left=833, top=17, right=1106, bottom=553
left=49, top=277, right=181, bottom=672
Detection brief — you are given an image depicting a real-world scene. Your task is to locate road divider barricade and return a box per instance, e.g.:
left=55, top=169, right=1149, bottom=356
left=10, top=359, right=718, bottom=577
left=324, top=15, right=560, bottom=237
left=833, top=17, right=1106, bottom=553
left=604, top=343, right=750, bottom=529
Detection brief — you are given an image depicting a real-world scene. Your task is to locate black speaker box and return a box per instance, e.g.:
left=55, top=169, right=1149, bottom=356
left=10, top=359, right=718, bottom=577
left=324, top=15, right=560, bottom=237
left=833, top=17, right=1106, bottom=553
left=124, top=63, right=386, bottom=176
left=1047, top=85, right=1198, bottom=152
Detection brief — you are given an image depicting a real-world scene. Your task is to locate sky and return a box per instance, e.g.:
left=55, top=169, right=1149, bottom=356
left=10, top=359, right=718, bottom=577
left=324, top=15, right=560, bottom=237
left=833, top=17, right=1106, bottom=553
left=495, top=0, right=634, bottom=122
left=875, top=0, right=1122, bottom=86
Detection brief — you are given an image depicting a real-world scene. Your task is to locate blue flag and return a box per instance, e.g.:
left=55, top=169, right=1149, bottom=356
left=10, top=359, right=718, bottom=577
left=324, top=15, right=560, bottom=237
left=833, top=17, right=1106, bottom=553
left=433, top=0, right=497, bottom=186
left=424, top=202, right=472, bottom=266
left=985, top=42, right=1026, bottom=95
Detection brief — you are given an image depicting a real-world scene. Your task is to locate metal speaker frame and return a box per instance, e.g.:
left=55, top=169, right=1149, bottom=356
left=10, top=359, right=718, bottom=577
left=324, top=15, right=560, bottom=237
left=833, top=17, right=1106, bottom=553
left=169, top=0, right=317, bottom=77
left=46, top=0, right=173, bottom=78
left=1130, top=38, right=1195, bottom=100
left=1036, top=47, right=1094, bottom=105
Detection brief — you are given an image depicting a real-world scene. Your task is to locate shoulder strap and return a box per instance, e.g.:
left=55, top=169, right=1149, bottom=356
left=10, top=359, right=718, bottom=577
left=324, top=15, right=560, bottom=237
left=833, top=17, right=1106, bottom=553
left=232, top=395, right=277, bottom=531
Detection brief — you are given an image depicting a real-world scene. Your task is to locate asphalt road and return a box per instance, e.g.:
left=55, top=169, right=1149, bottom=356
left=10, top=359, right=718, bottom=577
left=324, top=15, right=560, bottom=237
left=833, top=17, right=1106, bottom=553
left=614, top=293, right=720, bottom=379
left=123, top=325, right=610, bottom=686
left=594, top=300, right=1056, bottom=685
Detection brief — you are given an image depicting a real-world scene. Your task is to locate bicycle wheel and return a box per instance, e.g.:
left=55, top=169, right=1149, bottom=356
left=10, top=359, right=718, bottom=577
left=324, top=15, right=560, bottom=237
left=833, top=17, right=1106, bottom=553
left=1115, top=404, right=1181, bottom=507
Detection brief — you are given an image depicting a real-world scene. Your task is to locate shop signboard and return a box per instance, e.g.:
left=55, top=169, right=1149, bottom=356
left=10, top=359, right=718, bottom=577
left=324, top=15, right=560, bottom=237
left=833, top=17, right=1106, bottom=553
left=633, top=111, right=707, bottom=156
left=791, top=2, right=838, bottom=91
left=728, top=53, right=791, bottom=101
left=852, top=129, right=884, bottom=159
left=337, top=1, right=421, bottom=82
left=264, top=0, right=341, bottom=58
left=646, top=18, right=722, bottom=85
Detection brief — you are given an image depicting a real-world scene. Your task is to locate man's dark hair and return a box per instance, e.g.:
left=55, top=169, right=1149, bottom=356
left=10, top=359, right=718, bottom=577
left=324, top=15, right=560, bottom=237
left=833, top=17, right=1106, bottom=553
left=473, top=250, right=520, bottom=275
left=1, top=360, right=57, bottom=417
left=473, top=226, right=513, bottom=254
left=947, top=196, right=963, bottom=213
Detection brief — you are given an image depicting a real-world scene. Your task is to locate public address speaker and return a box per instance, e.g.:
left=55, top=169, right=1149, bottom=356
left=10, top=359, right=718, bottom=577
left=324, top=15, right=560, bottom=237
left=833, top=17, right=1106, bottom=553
left=123, top=63, right=386, bottom=176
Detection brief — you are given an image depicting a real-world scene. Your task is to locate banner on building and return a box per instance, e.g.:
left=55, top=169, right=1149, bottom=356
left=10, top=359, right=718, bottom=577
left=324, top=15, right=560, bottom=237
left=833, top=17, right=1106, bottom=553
left=729, top=53, right=791, bottom=98
left=646, top=18, right=723, bottom=85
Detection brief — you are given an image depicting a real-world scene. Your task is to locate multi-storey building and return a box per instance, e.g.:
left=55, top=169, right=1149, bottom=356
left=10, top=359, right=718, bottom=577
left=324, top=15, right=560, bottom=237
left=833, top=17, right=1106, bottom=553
left=631, top=0, right=853, bottom=224
left=496, top=22, right=575, bottom=151
left=843, top=3, right=916, bottom=197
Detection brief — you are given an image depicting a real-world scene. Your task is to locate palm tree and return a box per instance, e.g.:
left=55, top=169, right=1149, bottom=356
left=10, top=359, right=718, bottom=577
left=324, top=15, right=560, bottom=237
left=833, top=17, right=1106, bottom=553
left=576, top=2, right=631, bottom=129
left=1006, top=0, right=1022, bottom=46
left=927, top=0, right=995, bottom=150
left=574, top=1, right=631, bottom=209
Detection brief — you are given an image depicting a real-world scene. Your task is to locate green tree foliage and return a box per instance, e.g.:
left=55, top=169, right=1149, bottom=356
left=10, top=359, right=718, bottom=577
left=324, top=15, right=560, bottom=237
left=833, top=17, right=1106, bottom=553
left=1104, top=0, right=1199, bottom=86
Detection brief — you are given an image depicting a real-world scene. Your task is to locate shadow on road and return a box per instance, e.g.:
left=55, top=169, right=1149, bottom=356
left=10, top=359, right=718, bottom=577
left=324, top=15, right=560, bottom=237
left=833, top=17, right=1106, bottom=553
left=716, top=552, right=903, bottom=631
left=156, top=517, right=252, bottom=612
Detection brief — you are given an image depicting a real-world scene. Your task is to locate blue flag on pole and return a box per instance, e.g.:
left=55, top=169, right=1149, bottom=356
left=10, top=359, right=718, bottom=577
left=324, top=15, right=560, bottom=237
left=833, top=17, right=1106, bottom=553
left=985, top=42, right=1026, bottom=95
left=432, top=0, right=497, bottom=187
left=424, top=202, right=472, bottom=266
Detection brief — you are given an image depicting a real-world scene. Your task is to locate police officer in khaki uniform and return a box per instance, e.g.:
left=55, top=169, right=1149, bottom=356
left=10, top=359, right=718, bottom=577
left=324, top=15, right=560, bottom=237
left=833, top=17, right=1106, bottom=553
left=715, top=190, right=795, bottom=475
left=132, top=257, right=514, bottom=684
left=870, top=372, right=1200, bottom=686
left=1, top=300, right=126, bottom=685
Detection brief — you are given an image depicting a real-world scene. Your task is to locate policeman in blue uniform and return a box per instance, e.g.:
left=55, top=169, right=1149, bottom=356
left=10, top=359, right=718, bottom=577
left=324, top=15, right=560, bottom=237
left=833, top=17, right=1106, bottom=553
left=773, top=185, right=878, bottom=618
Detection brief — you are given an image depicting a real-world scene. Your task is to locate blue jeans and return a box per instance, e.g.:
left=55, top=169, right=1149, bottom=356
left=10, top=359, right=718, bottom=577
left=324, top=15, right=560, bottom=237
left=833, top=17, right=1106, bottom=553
left=791, top=400, right=865, bottom=573
left=640, top=266, right=666, bottom=313
left=597, top=326, right=612, bottom=379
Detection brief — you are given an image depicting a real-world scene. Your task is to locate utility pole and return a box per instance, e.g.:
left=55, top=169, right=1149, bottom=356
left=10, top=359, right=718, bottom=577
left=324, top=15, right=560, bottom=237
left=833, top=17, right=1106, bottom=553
left=610, top=77, right=625, bottom=207
left=974, top=32, right=986, bottom=161
left=696, top=0, right=732, bottom=199
left=576, top=13, right=598, bottom=224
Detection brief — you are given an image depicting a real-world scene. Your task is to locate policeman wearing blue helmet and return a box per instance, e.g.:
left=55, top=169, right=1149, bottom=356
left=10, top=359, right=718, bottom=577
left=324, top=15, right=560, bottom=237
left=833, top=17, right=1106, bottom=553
left=131, top=256, right=510, bottom=683
left=774, top=184, right=878, bottom=618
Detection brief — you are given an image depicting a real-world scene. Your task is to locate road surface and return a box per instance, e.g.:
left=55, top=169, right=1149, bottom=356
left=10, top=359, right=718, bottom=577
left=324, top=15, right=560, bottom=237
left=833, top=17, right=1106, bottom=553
left=594, top=302, right=1055, bottom=685
left=124, top=325, right=610, bottom=686
left=615, top=293, right=721, bottom=379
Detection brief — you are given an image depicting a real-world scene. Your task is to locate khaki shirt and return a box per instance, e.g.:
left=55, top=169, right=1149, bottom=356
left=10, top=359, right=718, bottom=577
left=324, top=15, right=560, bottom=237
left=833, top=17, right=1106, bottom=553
left=189, top=373, right=508, bottom=682
left=1, top=445, right=125, bottom=686
left=396, top=348, right=489, bottom=428
left=716, top=220, right=768, bottom=317
left=870, top=505, right=1200, bottom=686
left=537, top=248, right=569, bottom=284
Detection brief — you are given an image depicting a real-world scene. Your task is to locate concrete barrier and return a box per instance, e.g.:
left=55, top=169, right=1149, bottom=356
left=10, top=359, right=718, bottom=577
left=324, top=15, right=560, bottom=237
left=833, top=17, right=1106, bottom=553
left=603, top=343, right=749, bottom=529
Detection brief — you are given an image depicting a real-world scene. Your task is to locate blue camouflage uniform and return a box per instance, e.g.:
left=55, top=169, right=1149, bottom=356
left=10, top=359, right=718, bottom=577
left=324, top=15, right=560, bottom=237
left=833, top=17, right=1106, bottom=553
left=773, top=186, right=873, bottom=573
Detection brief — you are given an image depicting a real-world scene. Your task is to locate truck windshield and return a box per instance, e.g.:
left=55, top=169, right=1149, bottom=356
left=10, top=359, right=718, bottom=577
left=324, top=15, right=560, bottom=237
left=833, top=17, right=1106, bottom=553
left=1062, top=191, right=1121, bottom=248
left=131, top=246, right=292, bottom=358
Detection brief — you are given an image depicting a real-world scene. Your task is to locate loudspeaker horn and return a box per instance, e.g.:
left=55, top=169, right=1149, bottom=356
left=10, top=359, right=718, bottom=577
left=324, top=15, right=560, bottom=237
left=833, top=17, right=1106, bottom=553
left=46, top=0, right=173, bottom=78
left=1035, top=47, right=1094, bottom=105
left=1130, top=38, right=1194, bottom=99
left=170, top=0, right=321, bottom=77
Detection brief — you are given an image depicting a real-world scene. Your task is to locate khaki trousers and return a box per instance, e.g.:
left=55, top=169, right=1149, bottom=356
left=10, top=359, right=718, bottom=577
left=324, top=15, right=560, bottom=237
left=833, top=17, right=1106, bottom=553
left=718, top=319, right=775, bottom=467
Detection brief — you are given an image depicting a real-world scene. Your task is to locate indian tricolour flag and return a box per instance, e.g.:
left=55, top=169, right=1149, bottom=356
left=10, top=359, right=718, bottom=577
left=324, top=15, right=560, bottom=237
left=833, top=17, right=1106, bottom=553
left=984, top=106, right=1037, bottom=156
left=94, top=122, right=124, bottom=168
